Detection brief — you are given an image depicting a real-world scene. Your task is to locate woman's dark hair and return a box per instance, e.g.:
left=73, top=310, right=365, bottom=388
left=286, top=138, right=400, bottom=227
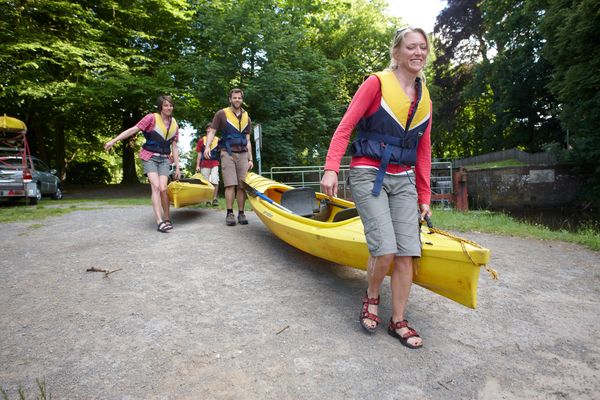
left=157, top=95, right=174, bottom=111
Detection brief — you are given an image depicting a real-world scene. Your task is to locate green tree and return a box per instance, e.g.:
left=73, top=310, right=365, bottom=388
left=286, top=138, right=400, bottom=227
left=0, top=0, right=191, bottom=183
left=540, top=0, right=600, bottom=197
left=479, top=0, right=564, bottom=152
left=431, top=0, right=492, bottom=158
left=176, top=0, right=396, bottom=170
left=0, top=0, right=126, bottom=175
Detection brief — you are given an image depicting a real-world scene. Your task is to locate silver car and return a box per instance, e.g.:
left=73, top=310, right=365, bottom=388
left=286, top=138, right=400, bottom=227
left=0, top=156, right=63, bottom=204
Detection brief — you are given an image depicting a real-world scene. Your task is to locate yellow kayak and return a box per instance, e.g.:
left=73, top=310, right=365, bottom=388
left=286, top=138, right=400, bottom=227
left=1, top=116, right=27, bottom=145
left=0, top=115, right=27, bottom=132
left=167, top=173, right=214, bottom=208
left=243, top=172, right=494, bottom=309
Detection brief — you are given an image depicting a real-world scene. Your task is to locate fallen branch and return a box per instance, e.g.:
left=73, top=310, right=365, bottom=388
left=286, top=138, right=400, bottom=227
left=86, top=267, right=122, bottom=278
left=276, top=325, right=290, bottom=335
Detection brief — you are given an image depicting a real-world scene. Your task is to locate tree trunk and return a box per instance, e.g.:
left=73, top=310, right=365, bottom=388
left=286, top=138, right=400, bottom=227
left=120, top=114, right=140, bottom=184
left=28, top=109, right=47, bottom=162
left=55, top=118, right=66, bottom=180
left=121, top=136, right=139, bottom=184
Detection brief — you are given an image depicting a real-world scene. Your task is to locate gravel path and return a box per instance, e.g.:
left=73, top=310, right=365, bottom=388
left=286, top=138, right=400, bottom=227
left=1, top=204, right=599, bottom=399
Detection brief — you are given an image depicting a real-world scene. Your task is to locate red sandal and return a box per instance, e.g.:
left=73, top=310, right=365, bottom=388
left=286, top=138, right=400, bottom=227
left=360, top=292, right=381, bottom=333
left=388, top=319, right=423, bottom=349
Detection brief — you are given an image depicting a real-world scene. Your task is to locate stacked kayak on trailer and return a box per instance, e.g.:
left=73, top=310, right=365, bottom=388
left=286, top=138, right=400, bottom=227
left=242, top=172, right=495, bottom=309
left=167, top=173, right=214, bottom=208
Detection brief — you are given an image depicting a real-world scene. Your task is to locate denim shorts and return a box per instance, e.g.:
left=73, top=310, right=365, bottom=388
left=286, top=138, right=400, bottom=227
left=142, top=155, right=171, bottom=176
left=349, top=168, right=421, bottom=257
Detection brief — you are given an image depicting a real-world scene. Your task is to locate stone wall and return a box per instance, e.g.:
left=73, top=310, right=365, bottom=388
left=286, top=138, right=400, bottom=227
left=454, top=148, right=557, bottom=167
left=466, top=164, right=583, bottom=209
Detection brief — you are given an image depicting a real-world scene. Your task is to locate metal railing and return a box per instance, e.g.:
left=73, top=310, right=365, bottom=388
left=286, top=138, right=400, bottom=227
left=267, top=161, right=454, bottom=203
left=430, top=161, right=453, bottom=208
left=266, top=165, right=352, bottom=198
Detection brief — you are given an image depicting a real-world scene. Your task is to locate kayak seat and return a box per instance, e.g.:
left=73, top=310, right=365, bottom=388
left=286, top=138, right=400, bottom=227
left=313, top=199, right=332, bottom=222
left=178, top=178, right=203, bottom=184
left=281, top=187, right=319, bottom=217
left=332, top=207, right=359, bottom=222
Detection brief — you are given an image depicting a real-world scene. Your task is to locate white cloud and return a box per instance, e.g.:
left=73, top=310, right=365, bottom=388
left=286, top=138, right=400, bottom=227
left=385, top=0, right=447, bottom=33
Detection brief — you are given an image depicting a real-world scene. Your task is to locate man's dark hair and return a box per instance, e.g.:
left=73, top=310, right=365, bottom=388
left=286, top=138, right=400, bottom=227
left=228, top=88, right=244, bottom=99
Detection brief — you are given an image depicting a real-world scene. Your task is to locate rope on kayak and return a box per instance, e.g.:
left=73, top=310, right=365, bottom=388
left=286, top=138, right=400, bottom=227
left=426, top=226, right=499, bottom=280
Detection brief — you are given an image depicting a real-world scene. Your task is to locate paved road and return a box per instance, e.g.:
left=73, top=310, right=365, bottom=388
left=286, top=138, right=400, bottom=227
left=1, top=205, right=599, bottom=399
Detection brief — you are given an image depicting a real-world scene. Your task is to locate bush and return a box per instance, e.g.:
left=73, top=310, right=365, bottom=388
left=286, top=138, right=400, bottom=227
left=65, top=160, right=111, bottom=184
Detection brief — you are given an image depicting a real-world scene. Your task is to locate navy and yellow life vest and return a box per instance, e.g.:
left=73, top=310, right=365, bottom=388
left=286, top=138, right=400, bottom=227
left=142, top=113, right=178, bottom=155
left=200, top=135, right=220, bottom=161
left=350, top=70, right=431, bottom=196
left=219, top=107, right=249, bottom=155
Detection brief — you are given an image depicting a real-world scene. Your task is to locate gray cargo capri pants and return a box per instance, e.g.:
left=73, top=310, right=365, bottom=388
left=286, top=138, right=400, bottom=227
left=349, top=168, right=422, bottom=257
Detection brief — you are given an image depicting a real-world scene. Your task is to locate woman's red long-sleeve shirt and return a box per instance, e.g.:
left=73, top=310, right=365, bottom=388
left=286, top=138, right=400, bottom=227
left=324, top=75, right=432, bottom=204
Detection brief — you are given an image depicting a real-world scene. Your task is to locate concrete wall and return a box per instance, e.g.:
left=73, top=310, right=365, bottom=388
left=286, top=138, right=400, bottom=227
left=454, top=149, right=557, bottom=167
left=467, top=164, right=583, bottom=209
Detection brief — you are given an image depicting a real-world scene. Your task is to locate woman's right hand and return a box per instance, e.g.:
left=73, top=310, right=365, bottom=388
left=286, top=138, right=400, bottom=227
left=104, top=139, right=115, bottom=151
left=320, top=170, right=339, bottom=198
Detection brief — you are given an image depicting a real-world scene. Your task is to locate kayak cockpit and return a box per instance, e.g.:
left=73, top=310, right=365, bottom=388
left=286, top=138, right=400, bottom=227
left=261, top=186, right=358, bottom=223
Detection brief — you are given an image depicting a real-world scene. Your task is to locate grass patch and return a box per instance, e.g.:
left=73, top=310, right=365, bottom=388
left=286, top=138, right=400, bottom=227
left=0, top=196, right=218, bottom=223
left=433, top=208, right=600, bottom=251
left=1, top=378, right=51, bottom=400
left=59, top=198, right=151, bottom=206
left=0, top=198, right=150, bottom=223
left=464, top=159, right=526, bottom=169
left=0, top=205, right=79, bottom=223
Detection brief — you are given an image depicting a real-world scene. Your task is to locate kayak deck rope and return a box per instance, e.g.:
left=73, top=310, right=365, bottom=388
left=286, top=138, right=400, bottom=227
left=426, top=226, right=499, bottom=280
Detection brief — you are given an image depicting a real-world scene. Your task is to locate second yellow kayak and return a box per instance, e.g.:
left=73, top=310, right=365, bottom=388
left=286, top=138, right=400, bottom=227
left=167, top=173, right=214, bottom=208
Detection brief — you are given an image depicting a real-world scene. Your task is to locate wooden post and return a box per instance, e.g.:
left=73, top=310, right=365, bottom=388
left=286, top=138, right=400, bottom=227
left=453, top=167, right=468, bottom=211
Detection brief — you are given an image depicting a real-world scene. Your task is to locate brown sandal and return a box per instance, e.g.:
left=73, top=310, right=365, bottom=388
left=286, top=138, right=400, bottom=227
left=360, top=292, right=381, bottom=333
left=388, top=319, right=423, bottom=349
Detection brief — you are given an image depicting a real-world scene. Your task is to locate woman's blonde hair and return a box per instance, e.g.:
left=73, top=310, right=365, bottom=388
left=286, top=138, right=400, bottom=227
left=387, top=26, right=429, bottom=82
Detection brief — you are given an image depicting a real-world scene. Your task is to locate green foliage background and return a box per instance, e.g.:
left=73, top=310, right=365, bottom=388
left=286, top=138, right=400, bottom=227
left=431, top=0, right=600, bottom=201
left=1, top=0, right=599, bottom=200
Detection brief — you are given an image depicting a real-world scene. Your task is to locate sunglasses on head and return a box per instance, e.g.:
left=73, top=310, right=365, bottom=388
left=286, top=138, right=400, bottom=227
left=396, top=26, right=414, bottom=36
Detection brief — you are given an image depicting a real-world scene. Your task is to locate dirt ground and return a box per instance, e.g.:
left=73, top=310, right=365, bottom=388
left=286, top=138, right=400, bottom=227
left=1, top=195, right=599, bottom=399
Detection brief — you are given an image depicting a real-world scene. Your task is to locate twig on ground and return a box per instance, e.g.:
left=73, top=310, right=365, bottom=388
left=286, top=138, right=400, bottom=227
left=276, top=325, right=290, bottom=335
left=86, top=267, right=122, bottom=278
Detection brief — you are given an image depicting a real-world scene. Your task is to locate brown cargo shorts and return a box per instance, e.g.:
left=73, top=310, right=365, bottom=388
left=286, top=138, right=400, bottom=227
left=220, top=150, right=249, bottom=187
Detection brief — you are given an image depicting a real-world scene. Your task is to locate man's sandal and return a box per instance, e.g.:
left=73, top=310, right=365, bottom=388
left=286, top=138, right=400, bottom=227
left=157, top=221, right=170, bottom=233
left=388, top=319, right=423, bottom=349
left=360, top=292, right=381, bottom=333
left=163, top=220, right=173, bottom=230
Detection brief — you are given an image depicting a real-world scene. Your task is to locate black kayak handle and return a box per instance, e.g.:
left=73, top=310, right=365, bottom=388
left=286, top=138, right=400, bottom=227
left=423, top=214, right=433, bottom=229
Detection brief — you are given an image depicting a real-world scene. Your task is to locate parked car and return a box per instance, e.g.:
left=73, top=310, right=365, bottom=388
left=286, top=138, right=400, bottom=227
left=0, top=156, right=63, bottom=204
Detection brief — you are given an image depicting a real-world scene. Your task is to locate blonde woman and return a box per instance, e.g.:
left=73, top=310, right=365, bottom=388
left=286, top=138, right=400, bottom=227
left=321, top=27, right=432, bottom=349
